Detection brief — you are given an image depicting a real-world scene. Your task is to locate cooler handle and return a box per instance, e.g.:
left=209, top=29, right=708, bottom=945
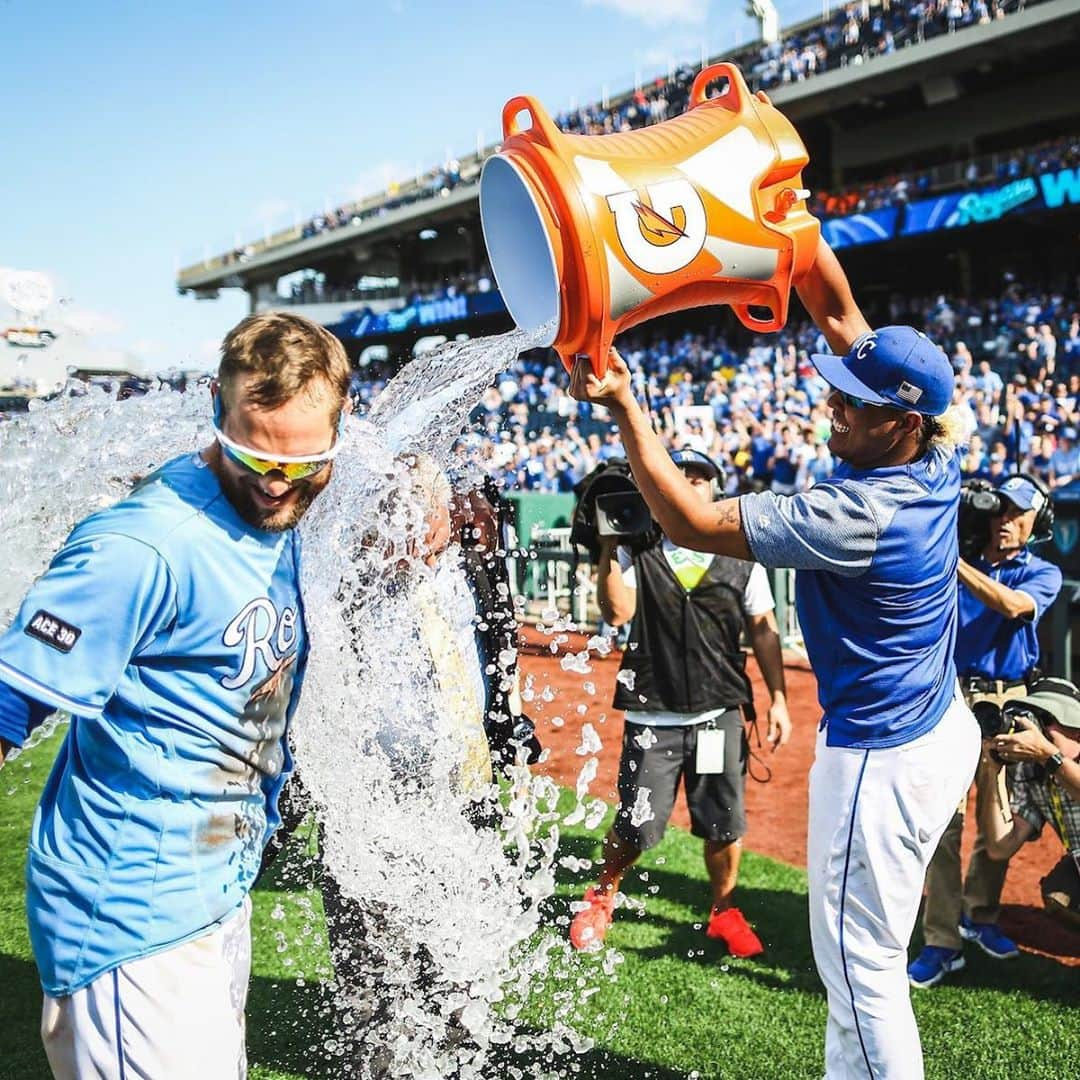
left=690, top=62, right=745, bottom=112
left=502, top=95, right=560, bottom=148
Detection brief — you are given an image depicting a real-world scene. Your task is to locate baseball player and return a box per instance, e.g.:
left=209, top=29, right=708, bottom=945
left=0, top=312, right=351, bottom=1079
left=569, top=238, right=979, bottom=1080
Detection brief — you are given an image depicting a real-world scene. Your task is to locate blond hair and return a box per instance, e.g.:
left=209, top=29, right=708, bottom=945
left=218, top=312, right=351, bottom=417
left=921, top=404, right=973, bottom=454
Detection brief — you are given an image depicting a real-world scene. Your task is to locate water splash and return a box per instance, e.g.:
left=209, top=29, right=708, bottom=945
left=0, top=323, right=615, bottom=1078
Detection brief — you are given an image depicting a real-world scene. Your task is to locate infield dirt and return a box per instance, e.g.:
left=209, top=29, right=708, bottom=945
left=519, top=626, right=1080, bottom=966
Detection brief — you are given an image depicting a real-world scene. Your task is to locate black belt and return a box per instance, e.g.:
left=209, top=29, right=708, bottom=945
left=961, top=676, right=1028, bottom=695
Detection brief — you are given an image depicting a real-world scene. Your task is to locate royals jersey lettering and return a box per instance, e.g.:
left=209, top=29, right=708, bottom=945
left=0, top=453, right=308, bottom=995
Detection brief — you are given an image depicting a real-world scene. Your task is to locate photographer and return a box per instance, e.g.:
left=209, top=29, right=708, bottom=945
left=977, top=678, right=1080, bottom=931
left=910, top=475, right=1062, bottom=988
left=569, top=448, right=790, bottom=958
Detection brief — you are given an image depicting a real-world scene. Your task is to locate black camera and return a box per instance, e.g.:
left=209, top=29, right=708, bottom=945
left=972, top=699, right=1047, bottom=741
left=595, top=490, right=653, bottom=540
left=571, top=458, right=659, bottom=560
left=958, top=480, right=1005, bottom=562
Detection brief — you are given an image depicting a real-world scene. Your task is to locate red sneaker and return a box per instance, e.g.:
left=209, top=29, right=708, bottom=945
left=706, top=906, right=764, bottom=958
left=569, top=887, right=616, bottom=951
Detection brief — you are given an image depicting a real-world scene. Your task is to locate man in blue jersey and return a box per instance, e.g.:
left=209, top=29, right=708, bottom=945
left=0, top=311, right=352, bottom=1078
left=569, top=238, right=980, bottom=1080
left=910, top=475, right=1062, bottom=987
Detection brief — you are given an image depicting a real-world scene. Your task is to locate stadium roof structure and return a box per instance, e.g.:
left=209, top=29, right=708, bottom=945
left=176, top=0, right=1080, bottom=309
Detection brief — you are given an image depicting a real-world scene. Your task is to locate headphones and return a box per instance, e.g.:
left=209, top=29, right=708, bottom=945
left=1000, top=472, right=1054, bottom=545
left=671, top=448, right=726, bottom=501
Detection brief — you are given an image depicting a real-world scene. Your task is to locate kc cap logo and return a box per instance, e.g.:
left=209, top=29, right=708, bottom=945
left=854, top=333, right=878, bottom=361
left=607, top=179, right=707, bottom=275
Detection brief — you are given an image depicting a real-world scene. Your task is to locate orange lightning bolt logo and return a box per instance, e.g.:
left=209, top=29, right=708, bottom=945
left=633, top=200, right=688, bottom=246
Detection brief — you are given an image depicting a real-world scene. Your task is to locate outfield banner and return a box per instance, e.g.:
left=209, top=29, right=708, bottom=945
left=820, top=164, right=1080, bottom=249
left=328, top=290, right=507, bottom=340
left=821, top=207, right=900, bottom=250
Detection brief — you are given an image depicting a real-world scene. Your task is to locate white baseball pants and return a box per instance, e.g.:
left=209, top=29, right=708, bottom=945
left=41, top=897, right=251, bottom=1080
left=808, top=695, right=979, bottom=1079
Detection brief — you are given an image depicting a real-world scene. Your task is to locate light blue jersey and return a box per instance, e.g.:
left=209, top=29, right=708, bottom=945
left=742, top=444, right=960, bottom=749
left=0, top=453, right=307, bottom=995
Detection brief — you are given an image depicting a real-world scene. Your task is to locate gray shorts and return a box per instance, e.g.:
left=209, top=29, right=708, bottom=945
left=613, top=709, right=747, bottom=851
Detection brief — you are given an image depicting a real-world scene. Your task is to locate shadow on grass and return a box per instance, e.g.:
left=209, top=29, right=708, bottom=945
left=549, top=831, right=1080, bottom=1008
left=0, top=952, right=49, bottom=1079
left=248, top=976, right=693, bottom=1080
left=247, top=974, right=338, bottom=1079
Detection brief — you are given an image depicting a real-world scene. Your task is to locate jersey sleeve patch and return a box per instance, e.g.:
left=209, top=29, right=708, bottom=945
left=25, top=611, right=82, bottom=654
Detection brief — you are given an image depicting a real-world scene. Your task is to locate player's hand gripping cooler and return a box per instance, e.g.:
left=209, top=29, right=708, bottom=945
left=480, top=62, right=820, bottom=376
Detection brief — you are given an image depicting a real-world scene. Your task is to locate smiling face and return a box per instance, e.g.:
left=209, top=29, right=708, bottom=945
left=210, top=375, right=342, bottom=532
left=825, top=389, right=922, bottom=470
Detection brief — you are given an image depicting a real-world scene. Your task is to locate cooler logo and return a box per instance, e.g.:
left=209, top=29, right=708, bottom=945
left=25, top=610, right=81, bottom=653
left=221, top=597, right=299, bottom=691
left=607, top=178, right=707, bottom=275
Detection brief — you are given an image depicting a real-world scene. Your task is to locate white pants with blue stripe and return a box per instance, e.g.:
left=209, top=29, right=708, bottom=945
left=808, top=696, right=978, bottom=1080
left=41, top=897, right=251, bottom=1080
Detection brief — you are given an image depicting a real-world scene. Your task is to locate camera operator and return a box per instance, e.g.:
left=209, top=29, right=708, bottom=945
left=910, top=475, right=1062, bottom=988
left=977, top=678, right=1080, bottom=932
left=568, top=449, right=791, bottom=958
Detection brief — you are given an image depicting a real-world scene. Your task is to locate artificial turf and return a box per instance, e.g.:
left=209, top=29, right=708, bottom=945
left=0, top=733, right=1075, bottom=1079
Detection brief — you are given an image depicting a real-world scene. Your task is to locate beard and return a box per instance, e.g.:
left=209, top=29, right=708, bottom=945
left=218, top=462, right=332, bottom=532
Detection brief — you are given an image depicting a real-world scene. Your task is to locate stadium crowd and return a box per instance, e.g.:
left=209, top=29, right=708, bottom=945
left=218, top=0, right=1038, bottom=268
left=810, top=132, right=1080, bottom=218
left=346, top=278, right=1080, bottom=499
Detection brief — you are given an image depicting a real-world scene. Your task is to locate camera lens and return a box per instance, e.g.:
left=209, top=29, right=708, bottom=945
left=973, top=699, right=1005, bottom=739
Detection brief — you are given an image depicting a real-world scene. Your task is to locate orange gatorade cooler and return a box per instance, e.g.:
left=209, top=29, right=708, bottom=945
left=480, top=63, right=820, bottom=375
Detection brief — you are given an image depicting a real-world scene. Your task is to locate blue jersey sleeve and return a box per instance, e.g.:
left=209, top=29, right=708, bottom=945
left=739, top=483, right=880, bottom=576
left=1015, top=559, right=1063, bottom=623
left=0, top=532, right=176, bottom=717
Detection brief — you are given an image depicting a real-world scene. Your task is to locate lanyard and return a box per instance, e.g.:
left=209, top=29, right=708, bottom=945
left=1046, top=780, right=1071, bottom=851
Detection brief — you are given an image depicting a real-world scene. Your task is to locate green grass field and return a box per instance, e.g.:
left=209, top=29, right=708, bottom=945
left=1, top=734, right=1076, bottom=1080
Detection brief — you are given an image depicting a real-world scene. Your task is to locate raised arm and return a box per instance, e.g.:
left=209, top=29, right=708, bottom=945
left=569, top=353, right=752, bottom=559
left=795, top=236, right=872, bottom=356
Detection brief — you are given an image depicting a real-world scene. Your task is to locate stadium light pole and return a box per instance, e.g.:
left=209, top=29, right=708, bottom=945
left=746, top=0, right=780, bottom=44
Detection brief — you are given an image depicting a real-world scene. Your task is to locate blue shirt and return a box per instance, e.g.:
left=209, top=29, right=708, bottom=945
left=742, top=444, right=960, bottom=749
left=0, top=453, right=307, bottom=995
left=954, top=550, right=1062, bottom=681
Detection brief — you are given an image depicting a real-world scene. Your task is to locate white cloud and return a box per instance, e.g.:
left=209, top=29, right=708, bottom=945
left=57, top=306, right=125, bottom=337
left=583, top=0, right=708, bottom=27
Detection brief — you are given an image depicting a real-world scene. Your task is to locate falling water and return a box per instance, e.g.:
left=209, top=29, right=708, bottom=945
left=0, top=323, right=615, bottom=1077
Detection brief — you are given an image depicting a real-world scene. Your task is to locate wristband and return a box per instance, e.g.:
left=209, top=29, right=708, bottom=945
left=1045, top=751, right=1065, bottom=775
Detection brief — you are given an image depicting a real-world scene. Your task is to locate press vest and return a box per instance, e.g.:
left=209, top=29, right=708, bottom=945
left=612, top=542, right=753, bottom=715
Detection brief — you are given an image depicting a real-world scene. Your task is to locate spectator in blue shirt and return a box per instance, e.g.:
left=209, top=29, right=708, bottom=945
left=911, top=475, right=1062, bottom=988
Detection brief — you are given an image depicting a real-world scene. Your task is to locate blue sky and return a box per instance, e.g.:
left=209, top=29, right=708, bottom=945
left=1, top=0, right=821, bottom=374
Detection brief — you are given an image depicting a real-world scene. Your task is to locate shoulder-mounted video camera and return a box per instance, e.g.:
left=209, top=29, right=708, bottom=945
left=571, top=458, right=659, bottom=561
left=958, top=473, right=1054, bottom=563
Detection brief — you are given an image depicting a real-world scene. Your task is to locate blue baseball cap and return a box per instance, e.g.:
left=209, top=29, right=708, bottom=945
left=810, top=326, right=953, bottom=416
left=670, top=448, right=721, bottom=481
left=997, top=475, right=1048, bottom=514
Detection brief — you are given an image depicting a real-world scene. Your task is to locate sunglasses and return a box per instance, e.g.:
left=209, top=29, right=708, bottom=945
left=836, top=390, right=869, bottom=409
left=213, top=424, right=342, bottom=482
